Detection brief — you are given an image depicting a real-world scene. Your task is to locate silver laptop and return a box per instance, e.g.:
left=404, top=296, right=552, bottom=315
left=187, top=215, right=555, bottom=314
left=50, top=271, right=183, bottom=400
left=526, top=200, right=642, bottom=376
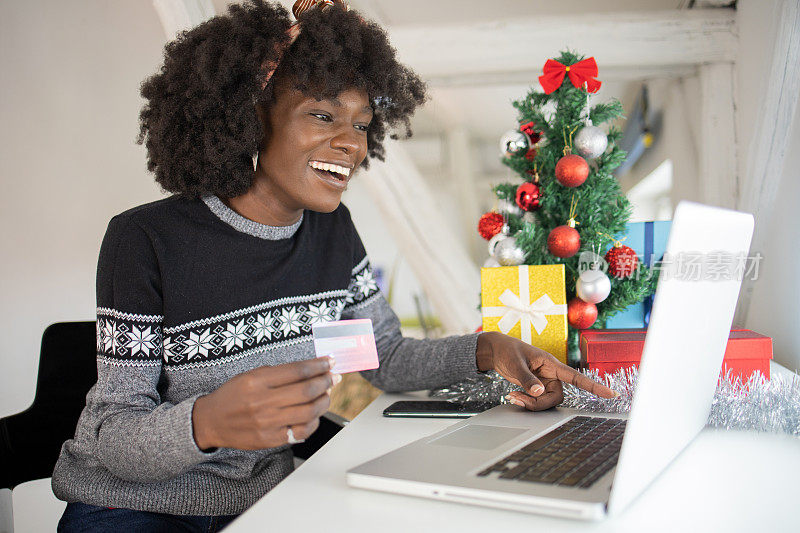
left=347, top=201, right=754, bottom=520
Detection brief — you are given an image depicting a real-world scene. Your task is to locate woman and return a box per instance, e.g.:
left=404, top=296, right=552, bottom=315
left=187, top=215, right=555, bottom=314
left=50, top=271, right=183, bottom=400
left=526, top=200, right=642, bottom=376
left=52, top=1, right=616, bottom=530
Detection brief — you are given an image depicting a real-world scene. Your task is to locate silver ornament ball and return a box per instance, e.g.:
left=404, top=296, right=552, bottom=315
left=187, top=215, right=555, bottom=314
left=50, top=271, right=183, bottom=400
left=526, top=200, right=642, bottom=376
left=574, top=125, right=608, bottom=159
left=487, top=232, right=507, bottom=257
left=578, top=251, right=607, bottom=273
left=483, top=257, right=501, bottom=268
left=576, top=269, right=611, bottom=304
left=500, top=129, right=529, bottom=158
left=494, top=235, right=526, bottom=266
left=498, top=198, right=521, bottom=217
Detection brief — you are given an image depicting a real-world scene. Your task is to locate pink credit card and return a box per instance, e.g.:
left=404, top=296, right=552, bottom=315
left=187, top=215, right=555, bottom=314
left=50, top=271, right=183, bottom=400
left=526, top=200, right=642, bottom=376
left=312, top=319, right=379, bottom=374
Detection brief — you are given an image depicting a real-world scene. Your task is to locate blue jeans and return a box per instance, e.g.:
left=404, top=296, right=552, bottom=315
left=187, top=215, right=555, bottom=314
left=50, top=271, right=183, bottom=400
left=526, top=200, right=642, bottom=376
left=57, top=502, right=239, bottom=532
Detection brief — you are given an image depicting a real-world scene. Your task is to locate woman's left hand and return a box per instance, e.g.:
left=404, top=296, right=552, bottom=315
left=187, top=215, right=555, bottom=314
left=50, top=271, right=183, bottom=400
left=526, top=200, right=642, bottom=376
left=475, top=331, right=618, bottom=411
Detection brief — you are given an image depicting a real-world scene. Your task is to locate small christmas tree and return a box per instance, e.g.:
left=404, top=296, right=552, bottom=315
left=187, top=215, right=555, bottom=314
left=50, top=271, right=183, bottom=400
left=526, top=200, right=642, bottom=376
left=481, top=50, right=658, bottom=364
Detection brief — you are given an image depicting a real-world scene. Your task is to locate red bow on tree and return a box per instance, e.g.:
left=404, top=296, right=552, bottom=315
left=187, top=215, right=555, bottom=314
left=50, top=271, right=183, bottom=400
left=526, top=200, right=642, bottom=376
left=538, top=57, right=602, bottom=94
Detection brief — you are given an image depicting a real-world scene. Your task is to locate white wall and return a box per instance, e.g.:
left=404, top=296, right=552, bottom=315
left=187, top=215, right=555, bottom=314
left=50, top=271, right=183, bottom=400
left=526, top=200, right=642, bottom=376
left=0, top=0, right=166, bottom=414
left=0, top=1, right=166, bottom=529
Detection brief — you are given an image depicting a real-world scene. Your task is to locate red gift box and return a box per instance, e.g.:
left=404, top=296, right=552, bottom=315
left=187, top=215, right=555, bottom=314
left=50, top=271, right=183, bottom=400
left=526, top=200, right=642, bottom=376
left=579, top=329, right=773, bottom=381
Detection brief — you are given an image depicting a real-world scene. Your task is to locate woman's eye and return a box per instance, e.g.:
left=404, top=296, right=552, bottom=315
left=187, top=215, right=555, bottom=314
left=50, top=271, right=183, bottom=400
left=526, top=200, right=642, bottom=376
left=311, top=113, right=369, bottom=132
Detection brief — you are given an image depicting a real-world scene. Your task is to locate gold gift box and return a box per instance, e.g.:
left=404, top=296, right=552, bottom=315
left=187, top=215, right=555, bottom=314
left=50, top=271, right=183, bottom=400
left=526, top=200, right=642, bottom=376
left=481, top=264, right=568, bottom=364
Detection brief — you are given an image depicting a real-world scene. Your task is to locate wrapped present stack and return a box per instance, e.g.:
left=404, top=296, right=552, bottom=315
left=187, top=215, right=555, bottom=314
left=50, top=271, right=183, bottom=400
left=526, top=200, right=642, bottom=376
left=580, top=329, right=773, bottom=381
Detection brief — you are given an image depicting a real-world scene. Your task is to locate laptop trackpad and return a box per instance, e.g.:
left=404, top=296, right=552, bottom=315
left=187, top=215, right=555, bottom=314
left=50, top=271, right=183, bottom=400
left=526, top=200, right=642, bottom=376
left=429, top=425, right=528, bottom=450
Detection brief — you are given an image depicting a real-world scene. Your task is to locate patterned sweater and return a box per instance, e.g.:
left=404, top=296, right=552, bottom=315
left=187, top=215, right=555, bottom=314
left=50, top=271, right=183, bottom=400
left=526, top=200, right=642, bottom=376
left=51, top=194, right=482, bottom=516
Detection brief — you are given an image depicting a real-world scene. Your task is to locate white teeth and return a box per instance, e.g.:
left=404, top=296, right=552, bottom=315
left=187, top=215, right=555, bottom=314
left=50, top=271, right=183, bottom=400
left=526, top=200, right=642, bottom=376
left=309, top=161, right=351, bottom=178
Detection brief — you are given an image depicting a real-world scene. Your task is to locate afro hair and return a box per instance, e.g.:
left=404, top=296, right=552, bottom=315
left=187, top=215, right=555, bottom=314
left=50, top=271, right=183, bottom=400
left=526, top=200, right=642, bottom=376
left=137, top=0, right=428, bottom=199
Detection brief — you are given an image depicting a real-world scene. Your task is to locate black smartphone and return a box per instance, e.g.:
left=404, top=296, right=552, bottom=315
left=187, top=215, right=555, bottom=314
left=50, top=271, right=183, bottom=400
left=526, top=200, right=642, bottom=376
left=382, top=400, right=497, bottom=418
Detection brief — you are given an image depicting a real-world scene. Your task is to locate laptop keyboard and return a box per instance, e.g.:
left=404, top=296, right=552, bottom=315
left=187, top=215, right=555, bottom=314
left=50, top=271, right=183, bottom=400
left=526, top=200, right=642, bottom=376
left=477, top=416, right=626, bottom=489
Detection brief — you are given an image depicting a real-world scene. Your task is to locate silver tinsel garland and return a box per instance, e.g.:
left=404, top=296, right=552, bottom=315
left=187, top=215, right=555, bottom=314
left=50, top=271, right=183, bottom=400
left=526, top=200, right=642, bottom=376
left=430, top=369, right=800, bottom=436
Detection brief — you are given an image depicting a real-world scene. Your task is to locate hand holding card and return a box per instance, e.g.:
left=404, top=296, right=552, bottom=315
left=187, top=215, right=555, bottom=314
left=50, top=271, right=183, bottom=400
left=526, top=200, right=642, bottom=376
left=312, top=319, right=379, bottom=374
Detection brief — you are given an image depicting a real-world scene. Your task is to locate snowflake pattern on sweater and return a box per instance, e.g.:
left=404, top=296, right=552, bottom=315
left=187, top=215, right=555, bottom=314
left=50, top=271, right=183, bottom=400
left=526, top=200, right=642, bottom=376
left=96, top=259, right=381, bottom=368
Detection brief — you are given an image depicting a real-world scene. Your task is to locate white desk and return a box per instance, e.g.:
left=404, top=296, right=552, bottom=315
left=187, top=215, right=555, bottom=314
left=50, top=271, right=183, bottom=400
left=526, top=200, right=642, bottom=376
left=228, top=363, right=800, bottom=533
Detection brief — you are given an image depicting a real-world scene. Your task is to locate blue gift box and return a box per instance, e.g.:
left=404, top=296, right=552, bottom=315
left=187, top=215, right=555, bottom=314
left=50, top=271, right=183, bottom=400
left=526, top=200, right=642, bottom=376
left=604, top=220, right=671, bottom=329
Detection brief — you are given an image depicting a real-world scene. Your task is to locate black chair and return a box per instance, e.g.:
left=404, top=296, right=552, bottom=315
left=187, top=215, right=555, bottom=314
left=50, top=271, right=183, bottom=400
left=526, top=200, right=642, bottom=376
left=0, top=321, right=346, bottom=492
left=0, top=322, right=97, bottom=490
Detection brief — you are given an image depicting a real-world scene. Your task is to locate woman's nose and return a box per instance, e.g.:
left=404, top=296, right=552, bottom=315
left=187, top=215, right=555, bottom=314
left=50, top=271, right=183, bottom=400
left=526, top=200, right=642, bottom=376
left=330, top=126, right=364, bottom=154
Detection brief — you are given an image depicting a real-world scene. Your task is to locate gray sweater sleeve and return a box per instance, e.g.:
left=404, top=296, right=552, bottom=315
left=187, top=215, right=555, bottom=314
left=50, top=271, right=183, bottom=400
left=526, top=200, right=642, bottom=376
left=91, top=216, right=218, bottom=482
left=341, top=282, right=483, bottom=393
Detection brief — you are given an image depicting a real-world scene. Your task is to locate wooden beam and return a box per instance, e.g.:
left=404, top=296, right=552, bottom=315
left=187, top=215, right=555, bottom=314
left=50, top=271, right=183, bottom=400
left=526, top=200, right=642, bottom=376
left=387, top=9, right=736, bottom=79
left=698, top=62, right=738, bottom=209
left=426, top=65, right=697, bottom=88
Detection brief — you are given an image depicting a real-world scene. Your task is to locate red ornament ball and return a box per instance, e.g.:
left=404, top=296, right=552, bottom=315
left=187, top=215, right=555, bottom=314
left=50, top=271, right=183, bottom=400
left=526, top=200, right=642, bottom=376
left=477, top=212, right=505, bottom=240
left=547, top=224, right=581, bottom=258
left=605, top=244, right=639, bottom=278
left=515, top=182, right=541, bottom=211
left=555, top=154, right=589, bottom=187
left=568, top=297, right=597, bottom=329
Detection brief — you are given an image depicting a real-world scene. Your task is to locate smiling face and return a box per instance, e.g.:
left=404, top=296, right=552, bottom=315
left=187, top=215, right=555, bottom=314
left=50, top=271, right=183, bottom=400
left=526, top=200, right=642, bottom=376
left=251, top=81, right=373, bottom=220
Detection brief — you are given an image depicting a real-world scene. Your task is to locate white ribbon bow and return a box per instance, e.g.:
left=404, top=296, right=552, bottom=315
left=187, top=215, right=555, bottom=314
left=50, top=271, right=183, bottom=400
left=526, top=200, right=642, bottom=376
left=483, top=265, right=567, bottom=344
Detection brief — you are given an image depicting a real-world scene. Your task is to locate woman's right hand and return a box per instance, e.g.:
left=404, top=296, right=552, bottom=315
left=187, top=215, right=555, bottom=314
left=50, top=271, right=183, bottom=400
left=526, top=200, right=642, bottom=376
left=191, top=356, right=338, bottom=451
